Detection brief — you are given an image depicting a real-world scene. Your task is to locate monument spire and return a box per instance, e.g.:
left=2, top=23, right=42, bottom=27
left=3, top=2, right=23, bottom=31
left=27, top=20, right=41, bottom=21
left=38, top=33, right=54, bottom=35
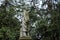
left=20, top=9, right=29, bottom=37
left=19, top=7, right=31, bottom=40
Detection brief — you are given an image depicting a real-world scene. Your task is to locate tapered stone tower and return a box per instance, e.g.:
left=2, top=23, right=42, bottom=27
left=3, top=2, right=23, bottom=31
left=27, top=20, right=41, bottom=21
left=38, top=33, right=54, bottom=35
left=19, top=9, right=31, bottom=40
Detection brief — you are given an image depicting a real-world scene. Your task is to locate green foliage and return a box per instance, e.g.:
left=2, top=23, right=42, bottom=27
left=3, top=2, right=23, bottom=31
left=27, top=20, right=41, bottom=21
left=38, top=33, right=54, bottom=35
left=29, top=1, right=60, bottom=40
left=0, top=0, right=60, bottom=40
left=0, top=2, right=21, bottom=40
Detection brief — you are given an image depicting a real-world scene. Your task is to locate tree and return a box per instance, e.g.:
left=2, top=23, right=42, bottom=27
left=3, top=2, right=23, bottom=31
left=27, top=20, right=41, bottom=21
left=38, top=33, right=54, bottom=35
left=0, top=0, right=21, bottom=40
left=29, top=0, right=60, bottom=40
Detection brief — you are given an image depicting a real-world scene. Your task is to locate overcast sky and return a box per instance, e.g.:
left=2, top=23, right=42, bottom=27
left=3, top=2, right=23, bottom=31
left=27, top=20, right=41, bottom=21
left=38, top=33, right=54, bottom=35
left=0, top=0, right=4, bottom=5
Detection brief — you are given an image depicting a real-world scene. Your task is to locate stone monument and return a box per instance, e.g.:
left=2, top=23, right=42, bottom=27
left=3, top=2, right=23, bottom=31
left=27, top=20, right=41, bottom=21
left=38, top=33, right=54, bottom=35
left=19, top=9, right=31, bottom=40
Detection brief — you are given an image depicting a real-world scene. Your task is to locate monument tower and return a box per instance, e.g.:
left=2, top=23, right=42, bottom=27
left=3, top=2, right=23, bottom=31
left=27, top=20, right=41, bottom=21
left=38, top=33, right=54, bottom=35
left=19, top=8, right=31, bottom=40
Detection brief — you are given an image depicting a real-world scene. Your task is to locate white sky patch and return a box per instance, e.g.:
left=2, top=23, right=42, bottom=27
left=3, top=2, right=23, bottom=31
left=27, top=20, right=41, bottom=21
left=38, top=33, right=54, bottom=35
left=37, top=0, right=42, bottom=8
left=54, top=1, right=58, bottom=4
left=16, top=0, right=19, bottom=2
left=0, top=2, right=2, bottom=5
left=15, top=15, right=17, bottom=17
left=43, top=4, right=48, bottom=9
left=17, top=3, right=22, bottom=5
left=25, top=2, right=30, bottom=5
left=15, top=15, right=21, bottom=19
left=0, top=0, right=4, bottom=5
left=39, top=0, right=42, bottom=4
left=19, top=19, right=22, bottom=21
left=37, top=14, right=40, bottom=17
left=15, top=14, right=22, bottom=22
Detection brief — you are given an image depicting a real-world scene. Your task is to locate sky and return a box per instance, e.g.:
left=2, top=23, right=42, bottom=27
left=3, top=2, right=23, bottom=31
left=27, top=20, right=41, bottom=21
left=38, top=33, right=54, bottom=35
left=0, top=0, right=43, bottom=8
left=0, top=0, right=4, bottom=5
left=13, top=0, right=43, bottom=8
